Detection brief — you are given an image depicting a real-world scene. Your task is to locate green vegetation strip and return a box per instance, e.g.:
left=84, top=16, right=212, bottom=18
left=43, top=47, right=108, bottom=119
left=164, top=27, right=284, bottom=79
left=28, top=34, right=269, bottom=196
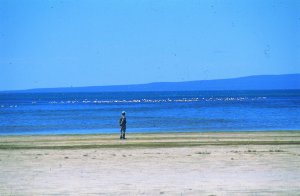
left=1, top=140, right=300, bottom=150
left=2, top=136, right=300, bottom=143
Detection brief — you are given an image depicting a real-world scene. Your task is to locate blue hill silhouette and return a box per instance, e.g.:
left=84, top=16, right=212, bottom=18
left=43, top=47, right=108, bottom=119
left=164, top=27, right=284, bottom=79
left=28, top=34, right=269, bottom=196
left=4, top=74, right=300, bottom=92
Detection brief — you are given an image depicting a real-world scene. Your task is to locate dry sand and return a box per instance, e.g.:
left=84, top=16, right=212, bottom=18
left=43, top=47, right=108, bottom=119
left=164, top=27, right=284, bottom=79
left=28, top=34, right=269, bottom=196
left=1, top=132, right=300, bottom=195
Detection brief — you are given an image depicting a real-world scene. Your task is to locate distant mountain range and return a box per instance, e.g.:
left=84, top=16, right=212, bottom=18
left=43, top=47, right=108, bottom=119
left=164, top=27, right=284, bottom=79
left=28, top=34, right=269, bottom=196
left=3, top=74, right=300, bottom=93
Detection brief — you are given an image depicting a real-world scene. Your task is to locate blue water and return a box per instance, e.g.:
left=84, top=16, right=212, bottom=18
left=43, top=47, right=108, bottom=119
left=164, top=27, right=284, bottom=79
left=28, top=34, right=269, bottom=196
left=0, top=90, right=299, bottom=135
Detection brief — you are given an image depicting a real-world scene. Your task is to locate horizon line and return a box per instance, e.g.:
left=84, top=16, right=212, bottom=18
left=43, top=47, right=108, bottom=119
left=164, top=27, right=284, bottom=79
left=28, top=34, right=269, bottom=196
left=2, top=73, right=300, bottom=92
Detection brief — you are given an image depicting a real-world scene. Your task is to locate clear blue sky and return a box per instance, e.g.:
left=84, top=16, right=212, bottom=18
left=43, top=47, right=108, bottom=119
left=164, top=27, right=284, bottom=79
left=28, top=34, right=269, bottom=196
left=0, top=0, right=299, bottom=90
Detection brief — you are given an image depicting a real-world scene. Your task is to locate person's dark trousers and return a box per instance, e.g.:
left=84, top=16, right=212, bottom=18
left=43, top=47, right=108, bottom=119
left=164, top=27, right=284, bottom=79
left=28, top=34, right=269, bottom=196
left=120, top=128, right=126, bottom=139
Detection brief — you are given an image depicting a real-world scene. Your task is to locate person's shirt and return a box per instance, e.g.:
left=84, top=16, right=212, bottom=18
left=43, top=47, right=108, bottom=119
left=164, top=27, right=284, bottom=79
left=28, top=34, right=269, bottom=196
left=119, top=116, right=126, bottom=127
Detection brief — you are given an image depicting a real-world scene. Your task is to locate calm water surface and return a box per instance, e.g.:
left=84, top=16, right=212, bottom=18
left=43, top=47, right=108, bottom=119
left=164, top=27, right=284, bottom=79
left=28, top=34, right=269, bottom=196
left=0, top=90, right=299, bottom=135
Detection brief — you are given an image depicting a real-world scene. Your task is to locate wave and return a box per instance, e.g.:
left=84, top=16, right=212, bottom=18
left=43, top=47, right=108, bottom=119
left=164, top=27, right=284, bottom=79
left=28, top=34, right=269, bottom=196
left=47, top=97, right=267, bottom=104
left=0, top=97, right=267, bottom=108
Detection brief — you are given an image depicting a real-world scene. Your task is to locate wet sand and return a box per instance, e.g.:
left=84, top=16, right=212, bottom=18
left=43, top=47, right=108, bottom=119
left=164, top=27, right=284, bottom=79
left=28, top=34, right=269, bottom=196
left=1, top=132, right=300, bottom=195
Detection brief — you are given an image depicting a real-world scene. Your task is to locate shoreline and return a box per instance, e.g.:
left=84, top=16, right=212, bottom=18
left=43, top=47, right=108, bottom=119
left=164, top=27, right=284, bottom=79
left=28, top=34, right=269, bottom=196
left=1, top=129, right=300, bottom=136
left=1, top=131, right=300, bottom=150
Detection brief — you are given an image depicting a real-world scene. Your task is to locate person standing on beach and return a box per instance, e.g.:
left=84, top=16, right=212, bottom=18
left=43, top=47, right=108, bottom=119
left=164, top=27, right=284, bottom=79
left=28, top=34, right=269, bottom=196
left=119, top=111, right=127, bottom=139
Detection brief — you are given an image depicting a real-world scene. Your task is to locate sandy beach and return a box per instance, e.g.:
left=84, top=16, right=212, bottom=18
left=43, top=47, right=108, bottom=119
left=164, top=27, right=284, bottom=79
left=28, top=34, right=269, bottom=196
left=1, top=132, right=300, bottom=195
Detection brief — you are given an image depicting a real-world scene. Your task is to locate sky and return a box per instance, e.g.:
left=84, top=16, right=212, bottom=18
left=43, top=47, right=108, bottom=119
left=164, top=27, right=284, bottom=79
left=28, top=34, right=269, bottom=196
left=0, top=0, right=299, bottom=91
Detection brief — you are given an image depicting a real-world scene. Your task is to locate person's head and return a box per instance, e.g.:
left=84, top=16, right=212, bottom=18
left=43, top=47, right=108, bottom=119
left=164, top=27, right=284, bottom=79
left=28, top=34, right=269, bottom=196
left=122, top=111, right=126, bottom=116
